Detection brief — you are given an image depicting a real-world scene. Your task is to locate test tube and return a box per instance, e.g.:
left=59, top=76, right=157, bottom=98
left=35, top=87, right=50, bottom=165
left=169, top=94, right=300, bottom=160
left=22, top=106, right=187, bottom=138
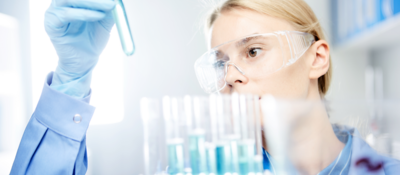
left=141, top=98, right=168, bottom=175
left=112, top=0, right=135, bottom=56
left=206, top=94, right=219, bottom=174
left=237, top=95, right=254, bottom=174
left=163, top=96, right=185, bottom=174
left=214, top=94, right=241, bottom=174
left=213, top=95, right=231, bottom=174
left=230, top=93, right=242, bottom=174
left=185, top=96, right=208, bottom=175
left=252, top=96, right=265, bottom=174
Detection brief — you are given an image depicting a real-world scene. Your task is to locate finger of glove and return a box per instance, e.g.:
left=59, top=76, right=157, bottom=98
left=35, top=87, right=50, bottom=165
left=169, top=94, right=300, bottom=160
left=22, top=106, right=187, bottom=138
left=55, top=0, right=115, bottom=12
left=47, top=8, right=107, bottom=28
left=99, top=12, right=115, bottom=32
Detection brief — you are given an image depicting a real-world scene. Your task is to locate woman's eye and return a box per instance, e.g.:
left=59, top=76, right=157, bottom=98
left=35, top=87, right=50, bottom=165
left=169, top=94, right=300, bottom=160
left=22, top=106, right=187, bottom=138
left=248, top=48, right=262, bottom=58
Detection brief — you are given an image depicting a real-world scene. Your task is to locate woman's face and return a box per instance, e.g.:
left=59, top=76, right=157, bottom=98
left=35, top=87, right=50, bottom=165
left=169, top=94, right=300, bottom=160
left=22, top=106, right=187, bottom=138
left=211, top=8, right=325, bottom=99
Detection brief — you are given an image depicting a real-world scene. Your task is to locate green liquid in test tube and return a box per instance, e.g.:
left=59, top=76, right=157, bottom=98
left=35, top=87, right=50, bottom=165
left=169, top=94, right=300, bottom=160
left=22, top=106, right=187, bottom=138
left=112, top=0, right=135, bottom=56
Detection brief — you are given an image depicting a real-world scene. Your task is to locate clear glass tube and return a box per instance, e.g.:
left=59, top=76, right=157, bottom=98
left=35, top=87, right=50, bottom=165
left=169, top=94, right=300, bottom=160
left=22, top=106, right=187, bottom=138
left=186, top=96, right=208, bottom=174
left=213, top=95, right=241, bottom=174
left=215, top=141, right=232, bottom=174
left=237, top=95, right=257, bottom=174
left=163, top=96, right=185, bottom=174
left=112, top=0, right=135, bottom=56
left=252, top=95, right=264, bottom=174
left=167, top=138, right=185, bottom=174
left=141, top=98, right=168, bottom=175
left=207, top=95, right=219, bottom=174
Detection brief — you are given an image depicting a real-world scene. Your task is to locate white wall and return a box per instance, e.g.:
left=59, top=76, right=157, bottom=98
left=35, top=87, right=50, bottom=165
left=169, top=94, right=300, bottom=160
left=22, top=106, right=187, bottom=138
left=0, top=0, right=32, bottom=117
left=372, top=43, right=400, bottom=99
left=0, top=13, right=26, bottom=175
left=304, top=0, right=370, bottom=100
left=0, top=1, right=31, bottom=174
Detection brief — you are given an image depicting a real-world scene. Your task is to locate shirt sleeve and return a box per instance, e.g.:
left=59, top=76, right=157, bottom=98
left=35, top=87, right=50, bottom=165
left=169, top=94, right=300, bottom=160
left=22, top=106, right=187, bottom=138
left=10, top=72, right=95, bottom=175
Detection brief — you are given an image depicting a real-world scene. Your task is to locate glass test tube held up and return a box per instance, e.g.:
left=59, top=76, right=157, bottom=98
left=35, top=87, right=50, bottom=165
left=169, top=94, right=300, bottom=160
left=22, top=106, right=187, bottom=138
left=112, top=0, right=135, bottom=56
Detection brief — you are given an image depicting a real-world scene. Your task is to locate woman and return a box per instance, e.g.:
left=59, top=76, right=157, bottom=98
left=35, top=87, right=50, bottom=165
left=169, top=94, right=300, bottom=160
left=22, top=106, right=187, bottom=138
left=11, top=0, right=400, bottom=174
left=196, top=0, right=400, bottom=174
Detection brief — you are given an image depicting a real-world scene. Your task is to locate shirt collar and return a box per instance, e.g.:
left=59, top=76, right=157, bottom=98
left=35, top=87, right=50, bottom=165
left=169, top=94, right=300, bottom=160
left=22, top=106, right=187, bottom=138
left=262, top=131, right=353, bottom=175
left=318, top=131, right=352, bottom=175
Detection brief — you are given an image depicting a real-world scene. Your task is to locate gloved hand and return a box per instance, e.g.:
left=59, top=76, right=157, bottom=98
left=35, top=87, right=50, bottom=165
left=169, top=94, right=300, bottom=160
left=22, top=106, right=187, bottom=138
left=45, top=0, right=116, bottom=98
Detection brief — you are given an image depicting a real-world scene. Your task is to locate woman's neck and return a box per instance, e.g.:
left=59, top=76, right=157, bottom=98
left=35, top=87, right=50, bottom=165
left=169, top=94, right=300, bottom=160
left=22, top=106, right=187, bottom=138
left=289, top=80, right=345, bottom=174
left=263, top=103, right=345, bottom=174
left=289, top=109, right=345, bottom=174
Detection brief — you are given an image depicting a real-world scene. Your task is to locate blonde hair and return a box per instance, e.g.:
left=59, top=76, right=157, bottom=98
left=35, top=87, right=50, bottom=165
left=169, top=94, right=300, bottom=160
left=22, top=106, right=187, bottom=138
left=206, top=0, right=332, bottom=96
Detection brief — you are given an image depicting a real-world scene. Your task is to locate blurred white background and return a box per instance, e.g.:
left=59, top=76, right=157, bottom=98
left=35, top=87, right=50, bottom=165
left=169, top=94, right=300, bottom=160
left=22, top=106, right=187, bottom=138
left=0, top=0, right=400, bottom=174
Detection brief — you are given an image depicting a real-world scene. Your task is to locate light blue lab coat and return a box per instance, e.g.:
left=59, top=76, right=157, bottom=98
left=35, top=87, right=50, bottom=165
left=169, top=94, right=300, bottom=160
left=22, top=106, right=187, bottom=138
left=10, top=73, right=400, bottom=174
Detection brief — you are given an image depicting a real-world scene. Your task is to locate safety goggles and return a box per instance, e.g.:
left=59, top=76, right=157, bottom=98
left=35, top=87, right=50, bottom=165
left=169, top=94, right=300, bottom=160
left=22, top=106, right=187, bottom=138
left=194, top=31, right=315, bottom=94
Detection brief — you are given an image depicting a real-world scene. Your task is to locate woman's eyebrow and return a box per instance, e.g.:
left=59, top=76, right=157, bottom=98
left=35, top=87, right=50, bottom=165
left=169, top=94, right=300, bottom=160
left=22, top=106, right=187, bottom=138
left=214, top=50, right=226, bottom=60
left=235, top=35, right=263, bottom=48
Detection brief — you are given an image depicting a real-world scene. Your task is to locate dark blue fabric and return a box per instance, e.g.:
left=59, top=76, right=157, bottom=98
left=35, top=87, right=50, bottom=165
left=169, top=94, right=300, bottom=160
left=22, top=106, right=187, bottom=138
left=262, top=147, right=271, bottom=171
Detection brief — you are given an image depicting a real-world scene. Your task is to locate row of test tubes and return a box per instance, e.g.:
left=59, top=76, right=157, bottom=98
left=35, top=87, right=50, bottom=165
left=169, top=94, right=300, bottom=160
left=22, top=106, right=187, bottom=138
left=141, top=94, right=265, bottom=175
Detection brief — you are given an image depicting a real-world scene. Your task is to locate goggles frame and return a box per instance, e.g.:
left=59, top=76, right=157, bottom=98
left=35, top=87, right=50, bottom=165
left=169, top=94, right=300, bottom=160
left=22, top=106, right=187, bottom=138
left=195, top=31, right=316, bottom=94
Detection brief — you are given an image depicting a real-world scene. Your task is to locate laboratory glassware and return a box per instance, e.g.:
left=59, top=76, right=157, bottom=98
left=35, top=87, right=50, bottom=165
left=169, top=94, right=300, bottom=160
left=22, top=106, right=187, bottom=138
left=112, top=0, right=135, bottom=56
left=213, top=94, right=241, bottom=174
left=142, top=94, right=400, bottom=175
left=185, top=96, right=208, bottom=174
left=141, top=98, right=168, bottom=175
left=163, top=96, right=187, bottom=174
left=237, top=94, right=264, bottom=174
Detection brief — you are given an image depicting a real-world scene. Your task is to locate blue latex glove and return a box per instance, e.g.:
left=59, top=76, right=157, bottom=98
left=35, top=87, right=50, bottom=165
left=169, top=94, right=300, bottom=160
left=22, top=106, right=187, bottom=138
left=45, top=0, right=116, bottom=98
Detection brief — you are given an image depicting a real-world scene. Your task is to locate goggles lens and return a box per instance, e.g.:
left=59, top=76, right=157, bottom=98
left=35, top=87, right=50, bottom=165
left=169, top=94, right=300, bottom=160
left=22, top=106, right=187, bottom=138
left=195, top=31, right=315, bottom=94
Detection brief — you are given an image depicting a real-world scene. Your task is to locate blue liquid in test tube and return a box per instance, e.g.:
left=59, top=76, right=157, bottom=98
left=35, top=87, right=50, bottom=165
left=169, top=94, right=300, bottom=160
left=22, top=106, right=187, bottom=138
left=254, top=155, right=264, bottom=174
left=167, top=139, right=185, bottom=175
left=189, top=132, right=207, bottom=174
left=205, top=143, right=217, bottom=174
left=229, top=136, right=240, bottom=174
left=112, top=0, right=135, bottom=56
left=215, top=142, right=232, bottom=175
left=237, top=140, right=256, bottom=174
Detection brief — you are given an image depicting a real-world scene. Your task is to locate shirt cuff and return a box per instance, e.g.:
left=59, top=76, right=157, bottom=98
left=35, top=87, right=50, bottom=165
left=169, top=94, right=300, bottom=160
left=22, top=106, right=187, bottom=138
left=34, top=72, right=95, bottom=141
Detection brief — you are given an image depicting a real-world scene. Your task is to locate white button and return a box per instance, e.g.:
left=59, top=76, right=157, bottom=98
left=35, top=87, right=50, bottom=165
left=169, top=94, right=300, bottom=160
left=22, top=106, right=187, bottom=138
left=73, top=114, right=82, bottom=124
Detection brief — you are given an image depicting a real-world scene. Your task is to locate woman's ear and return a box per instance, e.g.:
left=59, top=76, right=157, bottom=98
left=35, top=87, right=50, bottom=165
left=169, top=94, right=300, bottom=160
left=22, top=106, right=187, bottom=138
left=309, top=40, right=330, bottom=79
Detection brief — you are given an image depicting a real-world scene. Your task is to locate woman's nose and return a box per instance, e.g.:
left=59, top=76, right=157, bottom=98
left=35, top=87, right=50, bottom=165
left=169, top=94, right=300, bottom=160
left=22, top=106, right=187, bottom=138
left=225, top=63, right=248, bottom=88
